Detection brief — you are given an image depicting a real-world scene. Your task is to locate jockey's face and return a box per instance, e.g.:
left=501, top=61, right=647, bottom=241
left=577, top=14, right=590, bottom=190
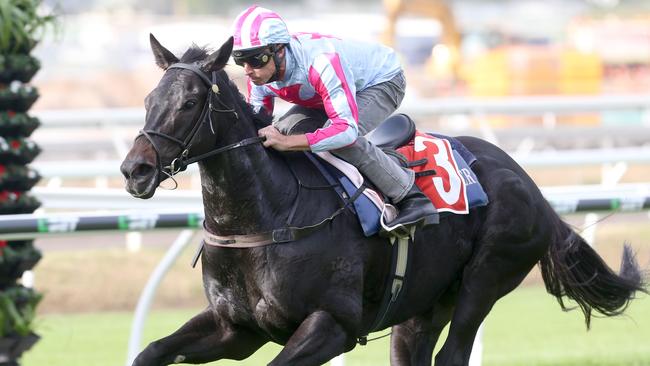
left=243, top=58, right=275, bottom=85
left=240, top=47, right=285, bottom=85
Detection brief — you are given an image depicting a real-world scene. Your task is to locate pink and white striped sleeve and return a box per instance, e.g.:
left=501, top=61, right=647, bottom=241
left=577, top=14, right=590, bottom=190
left=305, top=52, right=359, bottom=152
left=247, top=78, right=275, bottom=116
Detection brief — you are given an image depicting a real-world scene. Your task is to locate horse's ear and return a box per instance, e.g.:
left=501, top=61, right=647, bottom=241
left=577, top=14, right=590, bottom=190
left=150, top=33, right=179, bottom=70
left=200, top=36, right=234, bottom=72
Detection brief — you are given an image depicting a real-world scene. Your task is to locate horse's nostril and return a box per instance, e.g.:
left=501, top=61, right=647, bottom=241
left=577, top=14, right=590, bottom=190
left=121, top=160, right=155, bottom=180
left=132, top=163, right=154, bottom=179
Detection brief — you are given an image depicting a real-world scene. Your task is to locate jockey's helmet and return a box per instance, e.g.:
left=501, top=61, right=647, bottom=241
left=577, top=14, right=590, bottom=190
left=231, top=6, right=290, bottom=81
left=232, top=6, right=290, bottom=53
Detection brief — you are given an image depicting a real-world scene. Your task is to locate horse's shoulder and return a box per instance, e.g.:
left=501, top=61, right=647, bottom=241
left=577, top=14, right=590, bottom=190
left=280, top=151, right=330, bottom=185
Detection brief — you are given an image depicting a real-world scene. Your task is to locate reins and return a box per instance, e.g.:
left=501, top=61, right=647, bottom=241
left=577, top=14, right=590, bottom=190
left=137, top=62, right=365, bottom=250
left=181, top=136, right=265, bottom=167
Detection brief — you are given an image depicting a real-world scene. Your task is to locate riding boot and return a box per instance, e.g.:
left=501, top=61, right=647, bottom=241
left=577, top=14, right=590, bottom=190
left=383, top=183, right=438, bottom=234
left=331, top=136, right=438, bottom=235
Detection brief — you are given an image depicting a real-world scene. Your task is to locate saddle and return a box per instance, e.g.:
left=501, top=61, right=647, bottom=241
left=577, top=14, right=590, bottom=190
left=365, top=113, right=416, bottom=150
left=367, top=113, right=478, bottom=166
left=310, top=113, right=488, bottom=237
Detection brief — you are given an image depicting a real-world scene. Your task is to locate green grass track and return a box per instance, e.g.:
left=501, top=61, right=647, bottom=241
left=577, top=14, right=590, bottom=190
left=23, top=285, right=650, bottom=366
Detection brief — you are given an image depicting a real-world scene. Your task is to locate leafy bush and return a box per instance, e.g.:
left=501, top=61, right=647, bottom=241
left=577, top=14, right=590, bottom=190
left=0, top=286, right=42, bottom=337
left=0, top=0, right=57, bottom=54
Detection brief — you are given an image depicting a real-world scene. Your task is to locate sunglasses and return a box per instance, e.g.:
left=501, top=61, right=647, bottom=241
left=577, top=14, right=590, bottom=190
left=233, top=51, right=273, bottom=68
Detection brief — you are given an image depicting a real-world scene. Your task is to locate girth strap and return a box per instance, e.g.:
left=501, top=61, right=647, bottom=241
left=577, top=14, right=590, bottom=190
left=359, top=233, right=412, bottom=342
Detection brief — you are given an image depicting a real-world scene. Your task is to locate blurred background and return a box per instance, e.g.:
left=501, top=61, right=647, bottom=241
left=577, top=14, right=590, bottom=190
left=3, top=0, right=650, bottom=365
left=33, top=0, right=650, bottom=105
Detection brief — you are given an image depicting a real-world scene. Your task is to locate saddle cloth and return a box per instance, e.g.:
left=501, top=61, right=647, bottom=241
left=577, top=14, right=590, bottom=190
left=309, top=132, right=489, bottom=236
left=397, top=131, right=489, bottom=215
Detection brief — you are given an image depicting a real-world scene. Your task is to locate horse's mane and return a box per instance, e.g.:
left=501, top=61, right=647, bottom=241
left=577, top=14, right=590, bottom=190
left=180, top=44, right=273, bottom=130
left=180, top=44, right=211, bottom=63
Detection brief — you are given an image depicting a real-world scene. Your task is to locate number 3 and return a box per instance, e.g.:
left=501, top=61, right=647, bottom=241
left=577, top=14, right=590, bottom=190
left=414, top=136, right=462, bottom=205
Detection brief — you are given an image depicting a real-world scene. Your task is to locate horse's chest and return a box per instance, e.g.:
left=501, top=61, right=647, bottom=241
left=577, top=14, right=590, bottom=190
left=205, top=272, right=295, bottom=336
left=204, top=277, right=248, bottom=321
left=251, top=295, right=294, bottom=335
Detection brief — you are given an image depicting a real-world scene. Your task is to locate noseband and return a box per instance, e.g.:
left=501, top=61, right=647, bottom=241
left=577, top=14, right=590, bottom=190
left=137, top=63, right=264, bottom=184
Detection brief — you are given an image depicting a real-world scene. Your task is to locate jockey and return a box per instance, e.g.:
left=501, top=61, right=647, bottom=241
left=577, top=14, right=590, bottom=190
left=231, top=5, right=437, bottom=233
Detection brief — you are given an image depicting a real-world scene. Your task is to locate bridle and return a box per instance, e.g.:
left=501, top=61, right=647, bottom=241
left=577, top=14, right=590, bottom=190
left=134, top=61, right=368, bottom=251
left=136, top=62, right=264, bottom=186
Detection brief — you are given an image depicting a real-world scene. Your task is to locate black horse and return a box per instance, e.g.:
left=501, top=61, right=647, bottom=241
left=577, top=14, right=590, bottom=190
left=120, top=35, right=645, bottom=366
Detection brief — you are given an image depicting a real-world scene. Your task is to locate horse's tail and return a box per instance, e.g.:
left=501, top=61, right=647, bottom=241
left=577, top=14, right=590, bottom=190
left=539, top=210, right=646, bottom=328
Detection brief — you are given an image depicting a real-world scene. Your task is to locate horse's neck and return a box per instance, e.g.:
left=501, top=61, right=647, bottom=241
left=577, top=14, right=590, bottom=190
left=199, top=130, right=296, bottom=236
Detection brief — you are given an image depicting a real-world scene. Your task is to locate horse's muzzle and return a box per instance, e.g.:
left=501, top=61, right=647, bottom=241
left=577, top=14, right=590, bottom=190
left=120, top=158, right=158, bottom=199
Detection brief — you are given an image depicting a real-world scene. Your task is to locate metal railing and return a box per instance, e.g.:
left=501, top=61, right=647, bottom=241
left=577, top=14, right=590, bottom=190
left=15, top=183, right=647, bottom=216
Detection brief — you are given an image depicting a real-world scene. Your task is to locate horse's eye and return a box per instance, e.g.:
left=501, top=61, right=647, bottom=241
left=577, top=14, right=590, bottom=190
left=182, top=100, right=197, bottom=110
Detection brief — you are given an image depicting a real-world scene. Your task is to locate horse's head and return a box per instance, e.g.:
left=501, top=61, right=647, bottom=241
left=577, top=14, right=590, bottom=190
left=121, top=34, right=236, bottom=199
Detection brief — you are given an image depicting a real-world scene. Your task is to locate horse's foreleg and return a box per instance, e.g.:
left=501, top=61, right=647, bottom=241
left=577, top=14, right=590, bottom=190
left=268, top=310, right=354, bottom=366
left=391, top=299, right=455, bottom=366
left=132, top=308, right=267, bottom=366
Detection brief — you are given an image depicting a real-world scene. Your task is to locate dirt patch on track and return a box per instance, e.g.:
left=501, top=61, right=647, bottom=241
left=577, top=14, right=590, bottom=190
left=33, top=233, right=207, bottom=313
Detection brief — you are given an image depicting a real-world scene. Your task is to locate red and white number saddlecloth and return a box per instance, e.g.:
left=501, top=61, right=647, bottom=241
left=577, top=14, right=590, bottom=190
left=397, top=132, right=470, bottom=214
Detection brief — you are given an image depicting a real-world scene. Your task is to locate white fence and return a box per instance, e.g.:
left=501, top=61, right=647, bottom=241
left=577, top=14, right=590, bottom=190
left=400, top=94, right=650, bottom=116
left=3, top=184, right=650, bottom=240
left=31, top=94, right=650, bottom=127
left=29, top=145, right=650, bottom=181
left=29, top=95, right=650, bottom=188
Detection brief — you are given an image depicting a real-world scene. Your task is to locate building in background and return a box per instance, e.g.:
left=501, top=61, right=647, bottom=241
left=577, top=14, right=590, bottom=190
left=31, top=0, right=650, bottom=110
left=381, top=0, right=650, bottom=97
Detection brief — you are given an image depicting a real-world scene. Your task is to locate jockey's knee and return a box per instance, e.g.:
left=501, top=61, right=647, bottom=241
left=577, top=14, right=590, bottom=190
left=330, top=137, right=367, bottom=164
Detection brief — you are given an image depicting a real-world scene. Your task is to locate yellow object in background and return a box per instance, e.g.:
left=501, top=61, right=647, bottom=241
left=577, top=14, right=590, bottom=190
left=460, top=48, right=509, bottom=96
left=460, top=46, right=603, bottom=97
left=559, top=50, right=602, bottom=95
left=425, top=43, right=460, bottom=80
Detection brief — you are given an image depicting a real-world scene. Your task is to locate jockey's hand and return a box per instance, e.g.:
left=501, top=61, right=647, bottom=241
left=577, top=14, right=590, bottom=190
left=258, top=125, right=310, bottom=151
